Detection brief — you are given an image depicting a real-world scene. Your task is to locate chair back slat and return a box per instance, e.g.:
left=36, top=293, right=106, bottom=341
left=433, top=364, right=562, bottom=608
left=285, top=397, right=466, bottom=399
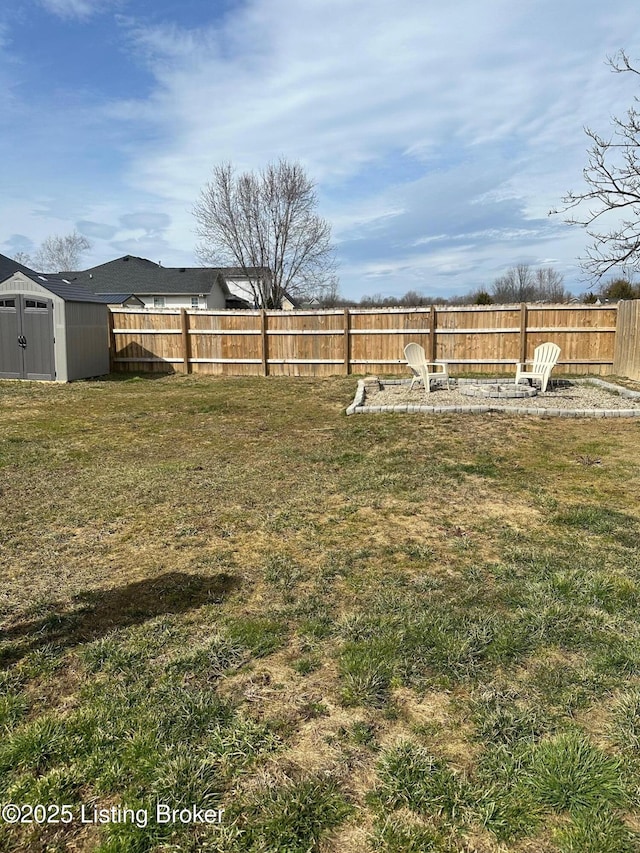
left=532, top=342, right=561, bottom=370
left=404, top=343, right=427, bottom=369
left=516, top=341, right=561, bottom=393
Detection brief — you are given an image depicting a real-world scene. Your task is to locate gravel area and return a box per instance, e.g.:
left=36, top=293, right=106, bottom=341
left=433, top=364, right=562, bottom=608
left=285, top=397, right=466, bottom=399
left=357, top=378, right=640, bottom=414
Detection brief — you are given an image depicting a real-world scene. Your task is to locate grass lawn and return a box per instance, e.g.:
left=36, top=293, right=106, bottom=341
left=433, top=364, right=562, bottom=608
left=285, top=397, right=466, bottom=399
left=1, top=372, right=640, bottom=852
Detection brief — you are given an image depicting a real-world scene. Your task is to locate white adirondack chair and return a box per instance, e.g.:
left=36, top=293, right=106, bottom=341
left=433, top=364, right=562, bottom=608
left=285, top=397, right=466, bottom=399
left=515, top=342, right=561, bottom=393
left=404, top=343, right=451, bottom=394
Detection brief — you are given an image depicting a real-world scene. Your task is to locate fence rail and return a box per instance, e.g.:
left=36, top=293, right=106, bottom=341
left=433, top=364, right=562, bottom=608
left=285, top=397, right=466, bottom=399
left=108, top=303, right=622, bottom=377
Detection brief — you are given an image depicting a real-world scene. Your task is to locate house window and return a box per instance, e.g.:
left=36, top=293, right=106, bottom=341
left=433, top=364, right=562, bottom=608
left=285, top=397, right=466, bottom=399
left=191, top=296, right=200, bottom=309
left=154, top=297, right=165, bottom=308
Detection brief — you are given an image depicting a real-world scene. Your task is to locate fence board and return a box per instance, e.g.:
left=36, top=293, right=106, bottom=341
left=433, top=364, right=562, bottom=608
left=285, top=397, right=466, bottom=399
left=613, top=300, right=640, bottom=380
left=109, top=304, right=624, bottom=378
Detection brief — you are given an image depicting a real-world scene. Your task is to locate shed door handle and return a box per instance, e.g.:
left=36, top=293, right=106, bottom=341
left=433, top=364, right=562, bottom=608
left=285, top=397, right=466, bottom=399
left=18, top=335, right=26, bottom=348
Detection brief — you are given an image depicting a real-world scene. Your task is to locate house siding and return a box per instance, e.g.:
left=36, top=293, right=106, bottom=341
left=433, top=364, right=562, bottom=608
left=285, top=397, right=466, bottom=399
left=137, top=294, right=226, bottom=310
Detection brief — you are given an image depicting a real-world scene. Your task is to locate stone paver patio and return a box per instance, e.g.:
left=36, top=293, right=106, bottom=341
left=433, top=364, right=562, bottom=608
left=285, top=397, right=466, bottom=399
left=346, top=377, right=640, bottom=417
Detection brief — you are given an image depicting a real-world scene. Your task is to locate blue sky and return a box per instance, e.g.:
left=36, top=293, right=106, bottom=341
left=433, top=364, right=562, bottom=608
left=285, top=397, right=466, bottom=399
left=1, top=0, right=640, bottom=300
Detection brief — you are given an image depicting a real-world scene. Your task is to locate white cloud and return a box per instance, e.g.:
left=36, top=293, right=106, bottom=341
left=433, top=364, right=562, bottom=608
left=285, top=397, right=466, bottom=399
left=2, top=234, right=35, bottom=255
left=109, top=1, right=639, bottom=214
left=119, top=212, right=172, bottom=235
left=37, top=0, right=118, bottom=20
left=2, top=0, right=640, bottom=295
left=76, top=220, right=118, bottom=240
left=413, top=228, right=544, bottom=247
left=111, top=0, right=525, bottom=191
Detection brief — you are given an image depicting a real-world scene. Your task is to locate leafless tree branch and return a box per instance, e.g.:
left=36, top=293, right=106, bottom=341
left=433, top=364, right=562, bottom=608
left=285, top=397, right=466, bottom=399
left=30, top=231, right=92, bottom=273
left=193, top=159, right=336, bottom=308
left=552, top=52, right=640, bottom=280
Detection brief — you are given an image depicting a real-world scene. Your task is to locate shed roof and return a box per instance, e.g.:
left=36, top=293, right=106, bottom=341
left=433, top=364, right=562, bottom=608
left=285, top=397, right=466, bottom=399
left=18, top=272, right=106, bottom=303
left=0, top=252, right=38, bottom=281
left=0, top=254, right=104, bottom=303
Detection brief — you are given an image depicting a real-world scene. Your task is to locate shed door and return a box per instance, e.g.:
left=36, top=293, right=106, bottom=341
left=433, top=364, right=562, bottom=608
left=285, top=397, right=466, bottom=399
left=0, top=296, right=55, bottom=380
left=21, top=297, right=55, bottom=380
left=0, top=298, right=22, bottom=379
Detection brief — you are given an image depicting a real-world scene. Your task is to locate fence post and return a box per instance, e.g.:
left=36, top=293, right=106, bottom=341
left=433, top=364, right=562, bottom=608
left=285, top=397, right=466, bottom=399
left=261, top=310, right=269, bottom=376
left=519, top=303, right=528, bottom=365
left=180, top=309, right=191, bottom=374
left=429, top=305, right=437, bottom=362
left=107, top=309, right=116, bottom=372
left=344, top=308, right=351, bottom=375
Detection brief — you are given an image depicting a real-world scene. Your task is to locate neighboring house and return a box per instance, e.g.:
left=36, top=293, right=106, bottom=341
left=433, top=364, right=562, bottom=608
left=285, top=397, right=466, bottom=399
left=223, top=273, right=300, bottom=309
left=300, top=296, right=321, bottom=309
left=281, top=292, right=301, bottom=310
left=95, top=293, right=145, bottom=308
left=217, top=270, right=265, bottom=309
left=62, top=256, right=264, bottom=310
left=198, top=267, right=301, bottom=311
left=1, top=253, right=298, bottom=311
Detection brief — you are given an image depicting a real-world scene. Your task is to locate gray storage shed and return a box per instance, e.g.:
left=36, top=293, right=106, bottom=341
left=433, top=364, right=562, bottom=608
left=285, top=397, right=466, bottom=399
left=0, top=271, right=110, bottom=381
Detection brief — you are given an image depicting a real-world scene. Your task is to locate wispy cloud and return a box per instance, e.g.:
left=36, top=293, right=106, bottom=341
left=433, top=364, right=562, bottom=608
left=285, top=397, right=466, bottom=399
left=3, top=234, right=35, bottom=255
left=76, top=220, right=118, bottom=240
left=38, top=0, right=119, bottom=21
left=106, top=0, right=640, bottom=294
left=119, top=212, right=172, bottom=235
left=1, top=0, right=640, bottom=297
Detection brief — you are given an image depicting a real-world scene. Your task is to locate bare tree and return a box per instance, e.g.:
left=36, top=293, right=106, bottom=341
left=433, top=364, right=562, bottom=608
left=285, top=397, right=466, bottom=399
left=553, top=51, right=640, bottom=280
left=10, top=251, right=34, bottom=267
left=317, top=276, right=343, bottom=307
left=534, top=267, right=570, bottom=302
left=194, top=160, right=336, bottom=308
left=32, top=231, right=92, bottom=273
left=491, top=264, right=537, bottom=302
left=398, top=290, right=432, bottom=307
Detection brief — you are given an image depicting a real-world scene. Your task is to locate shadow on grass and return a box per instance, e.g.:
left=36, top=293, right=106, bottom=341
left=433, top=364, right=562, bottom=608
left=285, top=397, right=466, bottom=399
left=0, top=571, right=240, bottom=666
left=94, top=370, right=175, bottom=382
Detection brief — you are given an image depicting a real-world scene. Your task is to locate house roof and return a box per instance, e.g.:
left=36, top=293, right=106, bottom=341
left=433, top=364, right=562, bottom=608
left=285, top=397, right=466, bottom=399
left=21, top=273, right=107, bottom=303
left=282, top=292, right=301, bottom=308
left=225, top=295, right=254, bottom=309
left=61, top=256, right=268, bottom=297
left=95, top=293, right=145, bottom=305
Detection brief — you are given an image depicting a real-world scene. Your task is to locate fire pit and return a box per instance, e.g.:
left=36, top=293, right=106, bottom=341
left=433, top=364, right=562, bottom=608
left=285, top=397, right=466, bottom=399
left=459, top=383, right=538, bottom=399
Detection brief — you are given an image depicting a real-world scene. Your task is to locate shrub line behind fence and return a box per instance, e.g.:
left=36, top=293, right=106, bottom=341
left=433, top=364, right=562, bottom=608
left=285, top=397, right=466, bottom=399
left=108, top=302, right=636, bottom=377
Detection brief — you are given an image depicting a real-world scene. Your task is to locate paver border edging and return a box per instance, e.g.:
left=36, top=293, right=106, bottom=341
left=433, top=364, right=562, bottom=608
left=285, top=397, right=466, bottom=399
left=345, top=377, right=640, bottom=418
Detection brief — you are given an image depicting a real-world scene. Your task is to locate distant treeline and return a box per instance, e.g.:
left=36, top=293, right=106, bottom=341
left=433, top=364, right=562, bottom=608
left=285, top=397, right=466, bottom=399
left=318, top=264, right=639, bottom=307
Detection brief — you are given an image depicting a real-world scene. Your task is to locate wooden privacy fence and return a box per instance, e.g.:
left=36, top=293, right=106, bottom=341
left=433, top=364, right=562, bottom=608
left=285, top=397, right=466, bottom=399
left=613, top=300, right=640, bottom=380
left=108, top=303, right=621, bottom=377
